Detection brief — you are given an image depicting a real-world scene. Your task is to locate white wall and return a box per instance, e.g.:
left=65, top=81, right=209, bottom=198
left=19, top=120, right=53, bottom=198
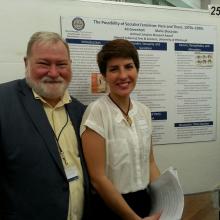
left=0, top=0, right=219, bottom=194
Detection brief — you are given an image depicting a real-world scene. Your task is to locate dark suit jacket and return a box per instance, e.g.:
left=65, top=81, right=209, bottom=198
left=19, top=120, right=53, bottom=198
left=0, top=79, right=90, bottom=220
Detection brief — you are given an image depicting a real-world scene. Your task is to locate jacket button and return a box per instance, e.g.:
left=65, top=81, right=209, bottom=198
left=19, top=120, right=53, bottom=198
left=62, top=183, right=69, bottom=191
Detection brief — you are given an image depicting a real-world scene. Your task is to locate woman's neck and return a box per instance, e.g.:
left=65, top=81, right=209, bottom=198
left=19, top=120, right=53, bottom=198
left=108, top=93, right=130, bottom=113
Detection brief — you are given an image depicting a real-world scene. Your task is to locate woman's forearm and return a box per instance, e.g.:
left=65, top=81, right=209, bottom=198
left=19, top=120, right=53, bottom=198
left=91, top=175, right=141, bottom=220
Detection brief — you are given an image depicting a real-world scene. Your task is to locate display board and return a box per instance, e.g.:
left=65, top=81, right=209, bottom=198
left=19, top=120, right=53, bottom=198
left=0, top=0, right=219, bottom=194
left=61, top=15, right=216, bottom=145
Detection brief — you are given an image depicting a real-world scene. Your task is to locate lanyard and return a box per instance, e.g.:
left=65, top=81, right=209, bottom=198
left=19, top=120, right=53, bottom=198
left=54, top=108, right=69, bottom=165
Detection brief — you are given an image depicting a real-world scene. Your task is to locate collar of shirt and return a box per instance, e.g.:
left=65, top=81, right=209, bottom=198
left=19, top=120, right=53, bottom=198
left=32, top=89, right=72, bottom=108
left=107, top=95, right=137, bottom=124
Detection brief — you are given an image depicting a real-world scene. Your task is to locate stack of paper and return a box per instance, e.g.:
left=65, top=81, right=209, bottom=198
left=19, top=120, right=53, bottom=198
left=149, top=167, right=184, bottom=220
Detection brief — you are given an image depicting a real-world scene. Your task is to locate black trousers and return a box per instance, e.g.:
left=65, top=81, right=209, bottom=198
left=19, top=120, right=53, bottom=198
left=90, top=189, right=151, bottom=220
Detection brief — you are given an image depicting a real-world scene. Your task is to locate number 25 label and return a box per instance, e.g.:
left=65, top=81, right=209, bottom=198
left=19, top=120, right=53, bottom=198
left=209, top=5, right=220, bottom=16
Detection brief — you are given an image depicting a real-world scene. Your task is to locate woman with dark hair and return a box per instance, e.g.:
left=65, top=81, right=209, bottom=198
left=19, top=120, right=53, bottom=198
left=80, top=39, right=161, bottom=220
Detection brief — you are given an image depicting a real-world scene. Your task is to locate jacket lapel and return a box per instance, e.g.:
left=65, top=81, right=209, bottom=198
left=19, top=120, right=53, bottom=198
left=18, top=79, right=66, bottom=178
left=66, top=100, right=89, bottom=180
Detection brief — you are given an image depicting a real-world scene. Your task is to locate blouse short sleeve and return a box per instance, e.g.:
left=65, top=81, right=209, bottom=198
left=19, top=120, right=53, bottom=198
left=80, top=99, right=105, bottom=138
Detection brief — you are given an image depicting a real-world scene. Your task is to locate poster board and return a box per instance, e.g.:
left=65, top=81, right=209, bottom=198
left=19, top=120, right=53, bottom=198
left=0, top=0, right=219, bottom=194
left=60, top=14, right=216, bottom=145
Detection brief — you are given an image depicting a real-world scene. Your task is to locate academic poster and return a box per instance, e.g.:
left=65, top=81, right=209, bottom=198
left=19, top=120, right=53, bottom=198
left=61, top=16, right=216, bottom=145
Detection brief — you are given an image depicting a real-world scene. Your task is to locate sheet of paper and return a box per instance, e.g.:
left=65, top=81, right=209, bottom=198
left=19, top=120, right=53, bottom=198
left=149, top=167, right=184, bottom=220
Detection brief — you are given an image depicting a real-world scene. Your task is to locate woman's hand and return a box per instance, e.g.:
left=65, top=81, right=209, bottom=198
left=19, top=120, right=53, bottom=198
left=143, top=212, right=161, bottom=220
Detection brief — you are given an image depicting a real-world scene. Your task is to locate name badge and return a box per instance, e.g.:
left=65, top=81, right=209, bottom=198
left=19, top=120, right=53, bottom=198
left=65, top=165, right=79, bottom=182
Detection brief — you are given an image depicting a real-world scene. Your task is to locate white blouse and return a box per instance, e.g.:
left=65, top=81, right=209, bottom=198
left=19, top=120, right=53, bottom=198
left=80, top=95, right=152, bottom=194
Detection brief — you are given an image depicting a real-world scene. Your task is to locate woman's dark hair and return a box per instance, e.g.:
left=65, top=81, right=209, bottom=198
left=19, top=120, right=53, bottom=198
left=97, top=39, right=139, bottom=76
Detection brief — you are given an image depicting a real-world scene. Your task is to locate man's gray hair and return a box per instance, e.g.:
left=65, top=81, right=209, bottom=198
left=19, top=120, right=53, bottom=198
left=26, top=31, right=70, bottom=58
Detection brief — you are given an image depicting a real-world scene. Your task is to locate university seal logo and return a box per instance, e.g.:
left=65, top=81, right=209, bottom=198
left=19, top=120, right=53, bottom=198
left=72, top=17, right=85, bottom=31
